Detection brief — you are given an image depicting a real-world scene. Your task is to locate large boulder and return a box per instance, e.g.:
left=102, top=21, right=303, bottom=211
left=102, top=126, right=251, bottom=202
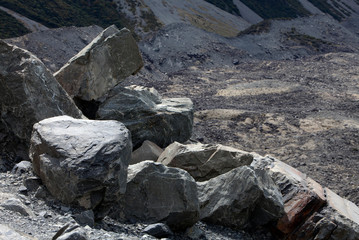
left=97, top=85, right=193, bottom=148
left=29, top=116, right=132, bottom=215
left=54, top=25, right=143, bottom=101
left=197, top=166, right=284, bottom=230
left=0, top=40, right=84, bottom=166
left=111, top=161, right=199, bottom=231
left=158, top=142, right=253, bottom=181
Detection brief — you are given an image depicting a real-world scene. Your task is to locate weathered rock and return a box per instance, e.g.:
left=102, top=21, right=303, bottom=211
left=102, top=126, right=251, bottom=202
left=131, top=140, right=163, bottom=165
left=24, top=176, right=42, bottom=192
left=142, top=223, right=173, bottom=238
left=0, top=224, right=37, bottom=240
left=0, top=40, right=84, bottom=148
left=97, top=85, right=193, bottom=148
left=158, top=142, right=253, bottom=181
left=1, top=197, right=34, bottom=217
left=73, top=210, right=95, bottom=227
left=111, top=161, right=199, bottom=231
left=29, top=116, right=132, bottom=213
left=197, top=166, right=284, bottom=230
left=251, top=156, right=326, bottom=235
left=11, top=161, right=32, bottom=174
left=54, top=25, right=143, bottom=101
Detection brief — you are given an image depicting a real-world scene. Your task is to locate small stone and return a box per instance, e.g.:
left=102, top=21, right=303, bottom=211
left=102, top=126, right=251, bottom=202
left=19, top=185, right=28, bottom=195
left=143, top=223, right=173, bottom=238
left=73, top=210, right=95, bottom=227
left=24, top=177, right=42, bottom=192
left=12, top=161, right=32, bottom=174
left=185, top=225, right=206, bottom=240
left=1, top=197, right=34, bottom=217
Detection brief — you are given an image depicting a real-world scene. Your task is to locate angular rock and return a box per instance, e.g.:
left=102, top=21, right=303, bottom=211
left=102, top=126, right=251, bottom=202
left=143, top=223, right=173, bottom=238
left=158, top=142, right=253, bottom=181
left=24, top=176, right=42, bottom=192
left=1, top=197, right=34, bottom=217
left=0, top=224, right=37, bottom=240
left=251, top=156, right=326, bottom=235
left=29, top=116, right=132, bottom=213
left=12, top=161, right=32, bottom=174
left=73, top=210, right=95, bottom=227
left=131, top=140, right=163, bottom=165
left=0, top=40, right=84, bottom=146
left=197, top=166, right=284, bottom=230
left=54, top=25, right=143, bottom=101
left=97, top=85, right=193, bottom=148
left=111, top=161, right=199, bottom=231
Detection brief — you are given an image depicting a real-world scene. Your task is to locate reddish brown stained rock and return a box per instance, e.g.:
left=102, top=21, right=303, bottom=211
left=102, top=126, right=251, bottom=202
left=277, top=191, right=325, bottom=234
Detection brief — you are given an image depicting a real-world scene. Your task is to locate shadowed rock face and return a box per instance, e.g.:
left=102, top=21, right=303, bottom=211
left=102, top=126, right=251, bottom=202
left=97, top=85, right=193, bottom=149
left=54, top=25, right=143, bottom=101
left=111, top=161, right=199, bottom=231
left=0, top=40, right=84, bottom=169
left=197, top=166, right=284, bottom=230
left=29, top=116, right=132, bottom=216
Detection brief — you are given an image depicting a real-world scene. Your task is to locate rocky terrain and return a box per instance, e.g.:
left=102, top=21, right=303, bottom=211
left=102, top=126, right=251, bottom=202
left=2, top=0, right=359, bottom=240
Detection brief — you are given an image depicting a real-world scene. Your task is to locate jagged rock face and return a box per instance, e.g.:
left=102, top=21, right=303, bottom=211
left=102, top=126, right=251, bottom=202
left=111, top=161, right=199, bottom=231
left=29, top=116, right=132, bottom=214
left=197, top=166, right=284, bottom=230
left=97, top=85, right=193, bottom=148
left=54, top=25, right=143, bottom=101
left=157, top=142, right=253, bottom=181
left=0, top=40, right=84, bottom=142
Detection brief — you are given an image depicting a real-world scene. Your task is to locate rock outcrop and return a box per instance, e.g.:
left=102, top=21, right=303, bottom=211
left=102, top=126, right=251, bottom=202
left=197, top=166, right=284, bottom=230
left=97, top=85, right=193, bottom=148
left=54, top=25, right=143, bottom=101
left=157, top=142, right=253, bottom=181
left=29, top=116, right=132, bottom=215
left=111, top=161, right=199, bottom=231
left=0, top=40, right=84, bottom=166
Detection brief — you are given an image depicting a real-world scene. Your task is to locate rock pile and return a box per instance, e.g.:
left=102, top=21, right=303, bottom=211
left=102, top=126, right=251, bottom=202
left=1, top=25, right=359, bottom=240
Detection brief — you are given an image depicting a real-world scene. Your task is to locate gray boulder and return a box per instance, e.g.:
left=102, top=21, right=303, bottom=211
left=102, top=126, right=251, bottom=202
left=54, top=25, right=143, bottom=101
left=131, top=140, right=163, bottom=165
left=29, top=116, right=132, bottom=214
left=97, top=85, right=193, bottom=148
left=0, top=40, right=84, bottom=165
left=197, top=166, right=284, bottom=230
left=158, top=142, right=253, bottom=181
left=111, top=161, right=199, bottom=231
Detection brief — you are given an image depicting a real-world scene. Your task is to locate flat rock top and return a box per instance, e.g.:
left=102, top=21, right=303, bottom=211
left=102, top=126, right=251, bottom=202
left=33, top=116, right=130, bottom=158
